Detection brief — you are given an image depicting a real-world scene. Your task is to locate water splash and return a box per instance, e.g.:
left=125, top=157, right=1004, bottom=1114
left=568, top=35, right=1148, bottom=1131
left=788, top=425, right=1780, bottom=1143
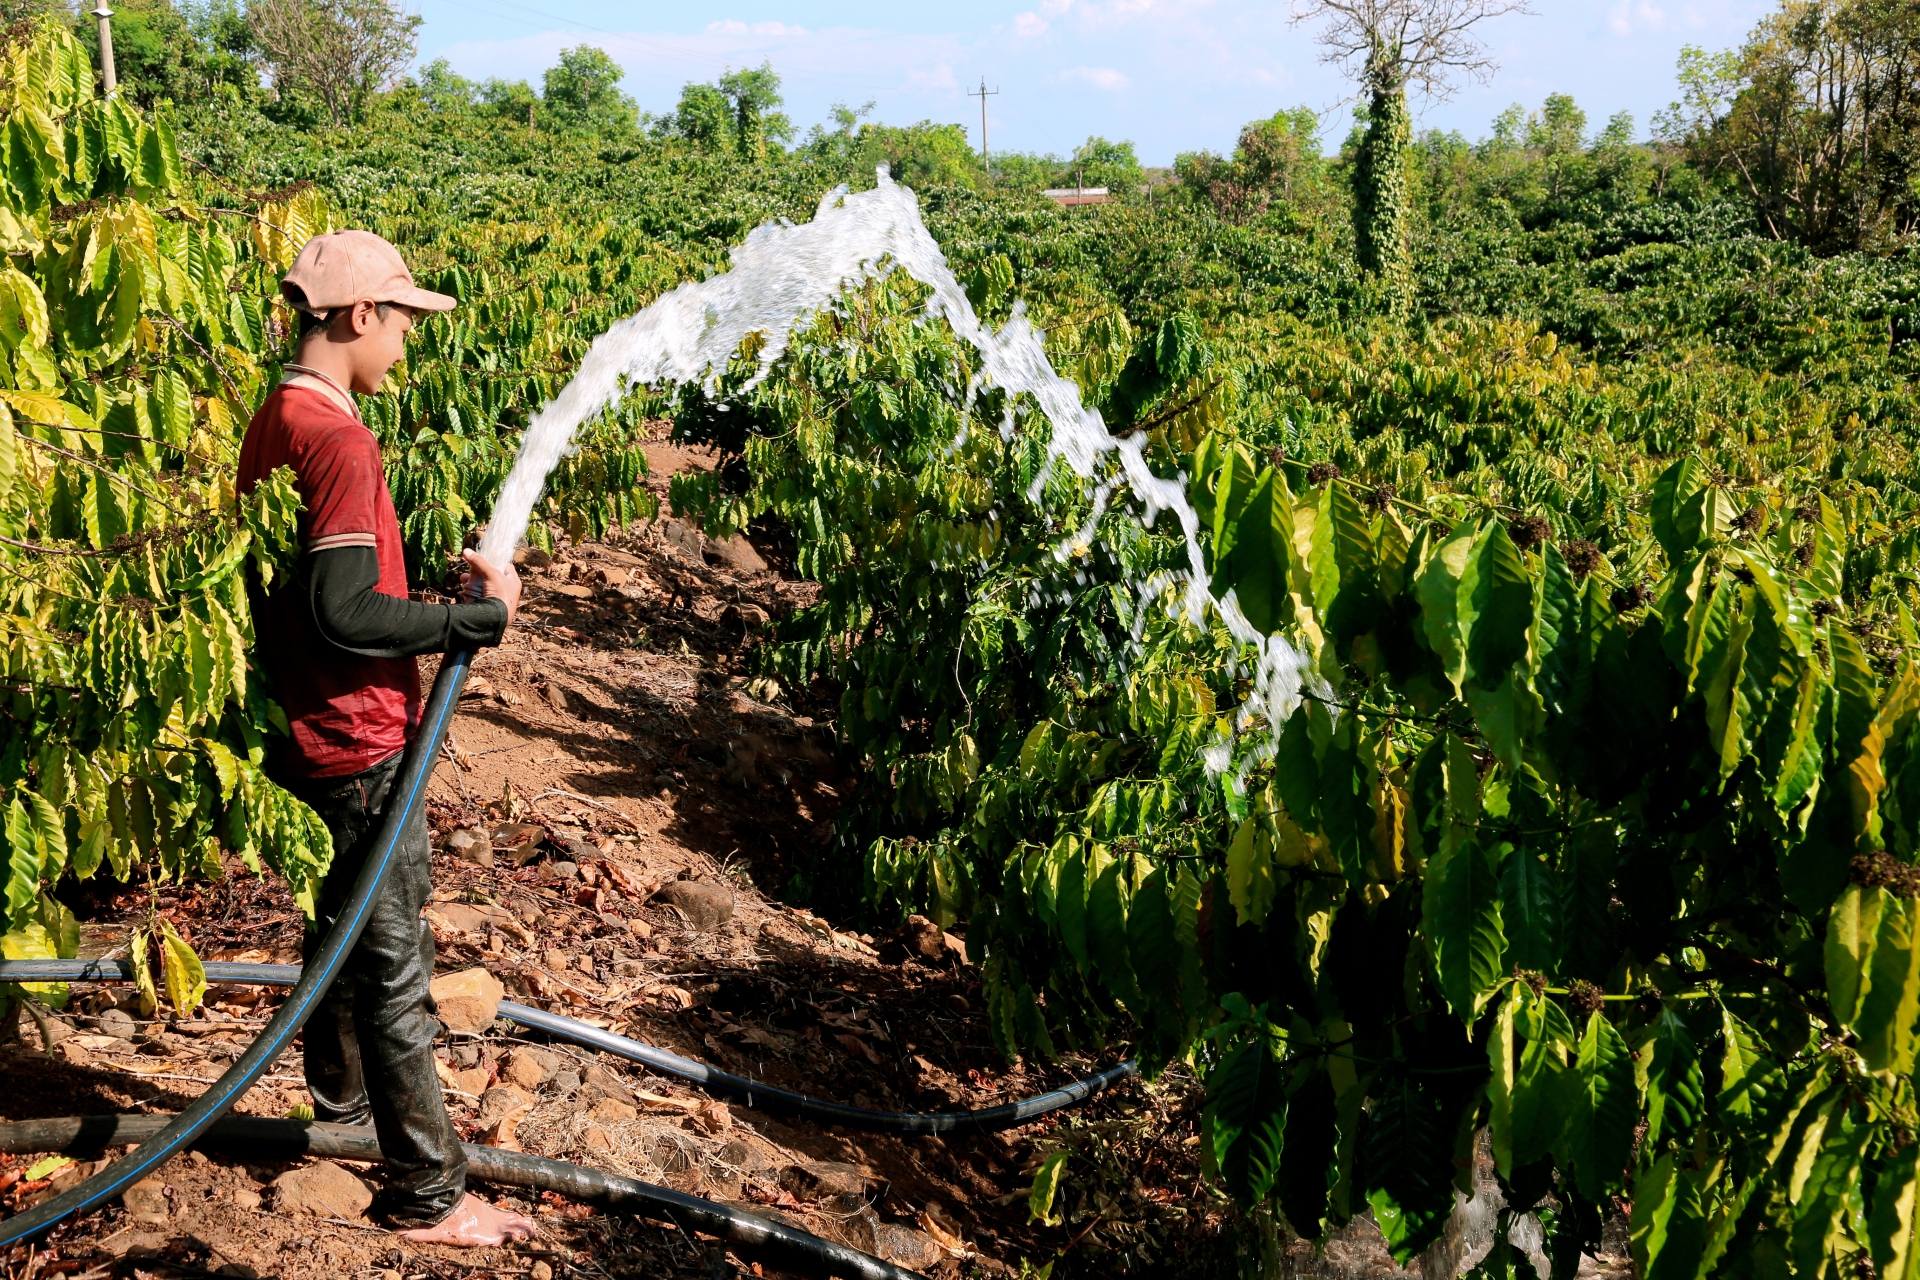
left=475, top=168, right=1317, bottom=770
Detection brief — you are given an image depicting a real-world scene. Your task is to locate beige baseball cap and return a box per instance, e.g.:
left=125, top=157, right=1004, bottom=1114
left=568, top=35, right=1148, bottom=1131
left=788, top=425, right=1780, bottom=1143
left=280, top=229, right=456, bottom=315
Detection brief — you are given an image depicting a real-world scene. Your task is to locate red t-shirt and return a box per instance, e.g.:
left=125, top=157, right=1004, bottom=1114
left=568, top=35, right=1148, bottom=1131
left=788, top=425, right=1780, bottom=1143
left=237, top=383, right=421, bottom=780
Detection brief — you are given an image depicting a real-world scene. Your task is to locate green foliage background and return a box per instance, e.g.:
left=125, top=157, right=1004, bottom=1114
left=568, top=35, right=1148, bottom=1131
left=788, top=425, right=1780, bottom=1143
left=9, top=2, right=1920, bottom=1274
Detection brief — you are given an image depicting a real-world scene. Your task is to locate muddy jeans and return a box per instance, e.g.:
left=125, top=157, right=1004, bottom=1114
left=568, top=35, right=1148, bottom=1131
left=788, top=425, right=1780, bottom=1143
left=288, top=751, right=467, bottom=1227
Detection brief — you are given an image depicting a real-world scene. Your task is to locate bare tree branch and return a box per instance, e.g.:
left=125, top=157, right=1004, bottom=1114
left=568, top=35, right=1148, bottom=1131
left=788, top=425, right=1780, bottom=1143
left=1290, top=0, right=1536, bottom=99
left=250, top=0, right=422, bottom=126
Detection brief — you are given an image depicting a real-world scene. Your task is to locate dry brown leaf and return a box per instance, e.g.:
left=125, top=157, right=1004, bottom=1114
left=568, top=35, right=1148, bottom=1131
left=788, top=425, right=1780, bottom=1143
left=835, top=1033, right=885, bottom=1066
left=641, top=983, right=695, bottom=1010
left=830, top=930, right=878, bottom=956
left=485, top=1101, right=534, bottom=1151
left=596, top=859, right=653, bottom=900
left=636, top=1089, right=700, bottom=1112
left=918, top=1202, right=971, bottom=1257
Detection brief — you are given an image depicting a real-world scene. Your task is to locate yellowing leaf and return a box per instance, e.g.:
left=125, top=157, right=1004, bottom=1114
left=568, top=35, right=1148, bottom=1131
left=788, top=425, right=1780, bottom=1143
left=1226, top=818, right=1275, bottom=926
left=158, top=918, right=206, bottom=1016
left=22, top=1155, right=70, bottom=1182
left=1029, top=1148, right=1070, bottom=1227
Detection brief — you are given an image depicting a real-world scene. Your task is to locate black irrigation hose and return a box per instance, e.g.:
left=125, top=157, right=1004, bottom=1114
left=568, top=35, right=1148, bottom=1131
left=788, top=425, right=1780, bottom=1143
left=0, top=1115, right=921, bottom=1280
left=505, top=999, right=1140, bottom=1134
left=0, top=960, right=1142, bottom=1134
left=0, top=648, right=479, bottom=1249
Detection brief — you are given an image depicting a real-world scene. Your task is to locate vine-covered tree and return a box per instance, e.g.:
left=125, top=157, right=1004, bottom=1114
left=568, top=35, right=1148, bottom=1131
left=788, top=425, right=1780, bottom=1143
left=1292, top=0, right=1533, bottom=304
left=717, top=62, right=792, bottom=160
left=655, top=62, right=791, bottom=158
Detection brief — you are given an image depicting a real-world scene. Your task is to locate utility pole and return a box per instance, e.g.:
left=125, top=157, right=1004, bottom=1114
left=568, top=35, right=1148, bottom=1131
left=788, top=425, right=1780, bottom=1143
left=91, top=4, right=116, bottom=96
left=968, top=78, right=999, bottom=167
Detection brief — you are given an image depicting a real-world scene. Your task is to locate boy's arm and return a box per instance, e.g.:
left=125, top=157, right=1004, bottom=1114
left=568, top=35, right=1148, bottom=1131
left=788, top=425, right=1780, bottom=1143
left=307, top=546, right=508, bottom=659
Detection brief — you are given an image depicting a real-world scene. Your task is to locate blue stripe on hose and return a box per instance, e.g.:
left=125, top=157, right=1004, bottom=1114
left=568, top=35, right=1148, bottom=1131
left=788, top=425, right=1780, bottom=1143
left=0, top=650, right=474, bottom=1246
left=0, top=957, right=1139, bottom=1135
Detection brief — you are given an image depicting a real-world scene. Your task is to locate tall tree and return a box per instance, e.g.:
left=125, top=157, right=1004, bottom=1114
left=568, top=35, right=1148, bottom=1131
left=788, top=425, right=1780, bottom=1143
left=1175, top=108, right=1326, bottom=222
left=1667, top=0, right=1920, bottom=253
left=541, top=45, right=635, bottom=132
left=1292, top=0, right=1532, bottom=306
left=248, top=0, right=419, bottom=126
left=716, top=62, right=791, bottom=160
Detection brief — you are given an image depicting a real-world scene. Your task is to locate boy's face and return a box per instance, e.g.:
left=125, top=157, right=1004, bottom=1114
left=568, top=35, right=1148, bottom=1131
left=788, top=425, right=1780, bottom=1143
left=319, top=299, right=418, bottom=394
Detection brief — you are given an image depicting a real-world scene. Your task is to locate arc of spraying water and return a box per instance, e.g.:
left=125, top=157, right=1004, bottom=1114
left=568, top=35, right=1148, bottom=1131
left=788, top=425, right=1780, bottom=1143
left=473, top=168, right=1319, bottom=773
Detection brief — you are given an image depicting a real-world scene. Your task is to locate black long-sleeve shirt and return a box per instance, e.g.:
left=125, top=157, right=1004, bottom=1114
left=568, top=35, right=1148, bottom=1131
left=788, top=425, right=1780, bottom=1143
left=308, top=545, right=508, bottom=659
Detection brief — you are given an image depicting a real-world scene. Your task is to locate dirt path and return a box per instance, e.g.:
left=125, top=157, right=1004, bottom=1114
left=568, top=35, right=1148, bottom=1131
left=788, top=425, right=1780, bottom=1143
left=0, top=437, right=1218, bottom=1280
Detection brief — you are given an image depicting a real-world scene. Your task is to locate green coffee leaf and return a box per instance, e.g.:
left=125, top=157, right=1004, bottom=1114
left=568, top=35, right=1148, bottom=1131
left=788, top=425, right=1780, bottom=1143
left=1570, top=1010, right=1636, bottom=1200
left=1086, top=855, right=1141, bottom=1011
left=1461, top=521, right=1533, bottom=689
left=1206, top=1037, right=1288, bottom=1205
left=1643, top=1009, right=1704, bottom=1145
left=1365, top=1074, right=1457, bottom=1263
left=1423, top=835, right=1508, bottom=1021
left=1827, top=883, right=1885, bottom=1031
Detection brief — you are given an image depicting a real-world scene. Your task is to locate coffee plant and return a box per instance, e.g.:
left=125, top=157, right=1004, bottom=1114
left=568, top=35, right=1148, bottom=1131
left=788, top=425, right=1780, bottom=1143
left=665, top=243, right=1920, bottom=1276
left=3, top=4, right=1920, bottom=1273
left=0, top=20, right=660, bottom=1023
left=0, top=23, right=325, bottom=1021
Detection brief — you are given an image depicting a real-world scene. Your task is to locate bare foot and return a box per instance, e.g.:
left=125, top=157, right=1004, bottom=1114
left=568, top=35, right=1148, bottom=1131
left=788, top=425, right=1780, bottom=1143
left=396, top=1192, right=538, bottom=1247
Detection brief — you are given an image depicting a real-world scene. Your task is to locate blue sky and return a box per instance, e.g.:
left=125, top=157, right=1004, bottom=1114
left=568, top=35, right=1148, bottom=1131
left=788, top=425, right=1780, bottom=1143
left=412, top=1, right=1778, bottom=166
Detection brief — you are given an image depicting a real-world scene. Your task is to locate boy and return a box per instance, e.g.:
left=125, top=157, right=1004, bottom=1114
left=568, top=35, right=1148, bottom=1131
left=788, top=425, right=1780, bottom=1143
left=237, top=230, right=535, bottom=1247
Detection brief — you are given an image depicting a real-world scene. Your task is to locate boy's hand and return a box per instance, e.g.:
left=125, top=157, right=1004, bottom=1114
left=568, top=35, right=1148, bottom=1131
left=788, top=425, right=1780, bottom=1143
left=461, top=549, right=522, bottom=624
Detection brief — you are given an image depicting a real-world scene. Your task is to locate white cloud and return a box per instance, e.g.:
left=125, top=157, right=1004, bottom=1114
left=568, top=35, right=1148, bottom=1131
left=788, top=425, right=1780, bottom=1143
left=1607, top=1, right=1669, bottom=35
left=1015, top=0, right=1208, bottom=37
left=1013, top=0, right=1075, bottom=39
left=1061, top=65, right=1130, bottom=90
left=705, top=19, right=807, bottom=36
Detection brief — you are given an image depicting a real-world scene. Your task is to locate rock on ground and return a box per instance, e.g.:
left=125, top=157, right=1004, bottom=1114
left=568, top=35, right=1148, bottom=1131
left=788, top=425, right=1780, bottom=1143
left=479, top=1084, right=533, bottom=1120
left=876, top=1223, right=946, bottom=1268
left=429, top=967, right=503, bottom=1034
left=272, top=1160, right=374, bottom=1220
left=778, top=1161, right=872, bottom=1200
left=501, top=1046, right=558, bottom=1089
left=424, top=902, right=514, bottom=935
left=582, top=1064, right=636, bottom=1106
left=121, top=1176, right=169, bottom=1224
left=444, top=827, right=493, bottom=868
left=706, top=534, right=768, bottom=574
left=658, top=879, right=733, bottom=932
left=900, top=914, right=944, bottom=959
left=448, top=1065, right=490, bottom=1097
left=659, top=519, right=706, bottom=561
left=93, top=1007, right=137, bottom=1039
left=587, top=1096, right=638, bottom=1121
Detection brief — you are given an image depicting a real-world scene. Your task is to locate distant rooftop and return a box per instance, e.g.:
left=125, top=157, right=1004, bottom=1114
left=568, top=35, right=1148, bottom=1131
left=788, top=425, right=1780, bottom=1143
left=1043, top=188, right=1115, bottom=207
